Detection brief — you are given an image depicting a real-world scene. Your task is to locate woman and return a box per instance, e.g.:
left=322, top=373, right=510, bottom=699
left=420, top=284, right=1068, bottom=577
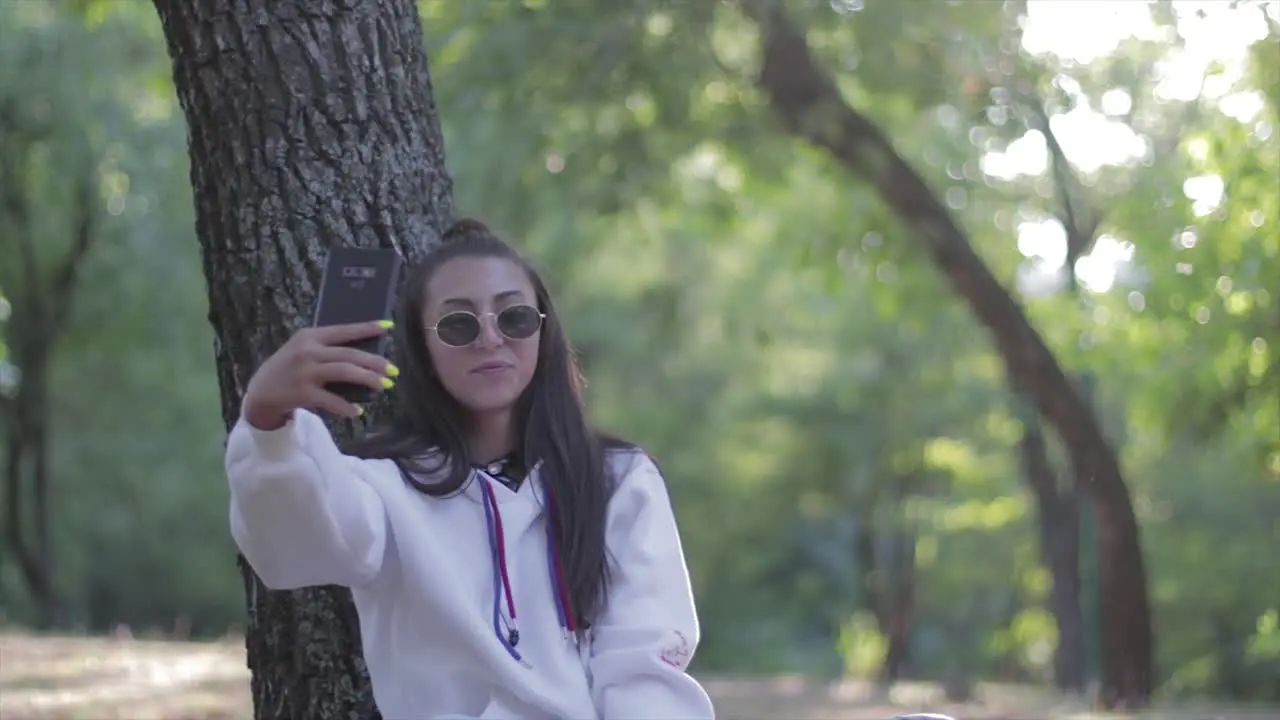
left=226, top=219, right=716, bottom=719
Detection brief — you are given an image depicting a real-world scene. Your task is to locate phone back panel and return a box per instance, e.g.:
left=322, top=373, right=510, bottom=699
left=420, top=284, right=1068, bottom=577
left=312, top=246, right=403, bottom=403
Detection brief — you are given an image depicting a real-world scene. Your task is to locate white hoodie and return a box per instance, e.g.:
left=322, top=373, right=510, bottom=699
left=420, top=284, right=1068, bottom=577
left=226, top=408, right=716, bottom=719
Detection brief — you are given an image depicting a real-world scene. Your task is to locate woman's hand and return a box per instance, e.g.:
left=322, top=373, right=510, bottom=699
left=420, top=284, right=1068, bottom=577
left=242, top=320, right=397, bottom=430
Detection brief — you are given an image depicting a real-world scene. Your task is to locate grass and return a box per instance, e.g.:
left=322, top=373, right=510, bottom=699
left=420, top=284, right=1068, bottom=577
left=1, top=629, right=1275, bottom=719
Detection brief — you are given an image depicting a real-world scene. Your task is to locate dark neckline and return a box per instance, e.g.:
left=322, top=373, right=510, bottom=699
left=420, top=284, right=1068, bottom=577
left=473, top=451, right=527, bottom=492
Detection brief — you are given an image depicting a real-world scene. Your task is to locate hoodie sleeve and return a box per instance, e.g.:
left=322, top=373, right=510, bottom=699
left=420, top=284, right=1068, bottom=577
left=587, top=453, right=716, bottom=719
left=226, top=408, right=389, bottom=590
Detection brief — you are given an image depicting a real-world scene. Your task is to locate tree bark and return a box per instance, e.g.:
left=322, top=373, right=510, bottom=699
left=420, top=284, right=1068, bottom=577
left=742, top=2, right=1154, bottom=707
left=152, top=0, right=454, bottom=716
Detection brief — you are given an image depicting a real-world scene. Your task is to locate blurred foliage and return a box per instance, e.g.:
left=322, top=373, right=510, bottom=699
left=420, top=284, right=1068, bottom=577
left=0, top=0, right=1276, bottom=705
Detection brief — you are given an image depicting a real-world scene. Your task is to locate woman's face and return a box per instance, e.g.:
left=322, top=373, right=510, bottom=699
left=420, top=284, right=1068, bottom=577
left=422, top=256, right=542, bottom=416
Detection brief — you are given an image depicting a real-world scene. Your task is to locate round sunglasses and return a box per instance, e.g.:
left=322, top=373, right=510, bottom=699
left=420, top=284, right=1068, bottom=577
left=425, top=304, right=546, bottom=347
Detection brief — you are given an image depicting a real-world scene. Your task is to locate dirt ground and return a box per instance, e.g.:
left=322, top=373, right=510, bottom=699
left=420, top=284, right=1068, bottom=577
left=0, top=630, right=1273, bottom=719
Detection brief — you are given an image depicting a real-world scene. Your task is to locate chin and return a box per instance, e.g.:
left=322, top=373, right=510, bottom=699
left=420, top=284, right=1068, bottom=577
left=446, top=370, right=532, bottom=417
left=459, top=389, right=524, bottom=416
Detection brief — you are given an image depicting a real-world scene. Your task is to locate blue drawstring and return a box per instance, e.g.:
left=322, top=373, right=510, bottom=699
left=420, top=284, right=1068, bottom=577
left=478, top=470, right=575, bottom=668
left=479, top=479, right=523, bottom=663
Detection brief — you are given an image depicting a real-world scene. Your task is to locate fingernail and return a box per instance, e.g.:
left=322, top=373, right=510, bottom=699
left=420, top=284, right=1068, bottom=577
left=380, top=377, right=395, bottom=389
left=385, top=363, right=400, bottom=377
left=355, top=405, right=365, bottom=416
left=377, top=319, right=394, bottom=329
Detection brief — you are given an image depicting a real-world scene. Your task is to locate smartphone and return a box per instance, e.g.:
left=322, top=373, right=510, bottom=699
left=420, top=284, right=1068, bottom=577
left=311, top=246, right=403, bottom=404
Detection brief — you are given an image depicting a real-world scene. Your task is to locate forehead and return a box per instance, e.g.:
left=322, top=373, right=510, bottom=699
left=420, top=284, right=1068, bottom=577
left=425, top=256, right=534, bottom=309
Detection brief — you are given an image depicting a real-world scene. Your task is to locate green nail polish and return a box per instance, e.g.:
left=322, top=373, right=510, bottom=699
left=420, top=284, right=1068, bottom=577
left=381, top=377, right=395, bottom=389
left=386, top=363, right=400, bottom=377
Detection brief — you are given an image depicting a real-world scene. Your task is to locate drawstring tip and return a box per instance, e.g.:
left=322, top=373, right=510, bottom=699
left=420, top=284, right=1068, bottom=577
left=507, top=646, right=533, bottom=669
left=507, top=629, right=520, bottom=647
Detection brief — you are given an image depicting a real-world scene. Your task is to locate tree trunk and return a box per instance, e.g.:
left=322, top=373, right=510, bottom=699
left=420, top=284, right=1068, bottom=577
left=743, top=3, right=1154, bottom=707
left=4, top=395, right=59, bottom=628
left=151, top=0, right=454, bottom=716
left=1021, top=96, right=1091, bottom=696
left=1019, top=419, right=1085, bottom=692
left=1, top=137, right=99, bottom=630
left=876, top=530, right=916, bottom=684
left=855, top=495, right=917, bottom=684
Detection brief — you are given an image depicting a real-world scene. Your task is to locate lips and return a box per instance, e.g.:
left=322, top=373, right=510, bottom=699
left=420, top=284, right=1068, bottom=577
left=471, top=361, right=514, bottom=375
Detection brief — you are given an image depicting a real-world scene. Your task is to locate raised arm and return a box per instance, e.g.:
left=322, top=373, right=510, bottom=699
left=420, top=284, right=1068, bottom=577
left=226, top=319, right=398, bottom=590
left=587, top=453, right=716, bottom=719
left=227, top=409, right=389, bottom=589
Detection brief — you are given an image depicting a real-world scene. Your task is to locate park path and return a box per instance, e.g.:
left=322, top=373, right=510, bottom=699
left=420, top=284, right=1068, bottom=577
left=1, top=630, right=1269, bottom=719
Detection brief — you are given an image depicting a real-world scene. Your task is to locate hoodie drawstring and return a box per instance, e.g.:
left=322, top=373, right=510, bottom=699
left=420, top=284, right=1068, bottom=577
left=542, top=483, right=577, bottom=637
left=478, top=473, right=575, bottom=667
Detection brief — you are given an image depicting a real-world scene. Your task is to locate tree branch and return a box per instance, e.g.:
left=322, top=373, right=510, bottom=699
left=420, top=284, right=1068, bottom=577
left=0, top=159, right=38, bottom=306
left=46, top=170, right=100, bottom=337
left=740, top=1, right=1111, bottom=489
left=1022, top=90, right=1098, bottom=273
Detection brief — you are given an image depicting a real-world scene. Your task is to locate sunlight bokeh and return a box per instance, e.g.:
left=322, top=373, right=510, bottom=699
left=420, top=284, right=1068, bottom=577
left=997, top=0, right=1273, bottom=296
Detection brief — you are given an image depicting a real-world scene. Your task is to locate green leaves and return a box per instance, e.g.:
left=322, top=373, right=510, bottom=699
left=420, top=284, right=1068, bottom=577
left=0, top=0, right=1274, bottom=701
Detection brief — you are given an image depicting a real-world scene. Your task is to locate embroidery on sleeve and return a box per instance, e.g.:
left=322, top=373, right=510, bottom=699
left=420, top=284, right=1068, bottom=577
left=658, top=630, right=691, bottom=669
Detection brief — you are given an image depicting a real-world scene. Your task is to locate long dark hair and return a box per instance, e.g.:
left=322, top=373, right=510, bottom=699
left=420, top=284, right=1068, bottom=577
left=343, top=218, right=629, bottom=628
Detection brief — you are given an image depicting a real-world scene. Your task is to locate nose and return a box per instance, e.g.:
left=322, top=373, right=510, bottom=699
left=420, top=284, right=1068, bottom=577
left=473, top=312, right=504, bottom=350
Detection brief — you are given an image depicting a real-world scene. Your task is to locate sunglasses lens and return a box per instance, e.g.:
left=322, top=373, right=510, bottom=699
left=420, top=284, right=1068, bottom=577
left=435, top=312, right=480, bottom=346
left=498, top=305, right=542, bottom=339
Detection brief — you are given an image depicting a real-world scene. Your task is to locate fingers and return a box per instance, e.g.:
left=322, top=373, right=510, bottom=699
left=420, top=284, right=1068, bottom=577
left=308, top=319, right=394, bottom=346
left=310, top=345, right=399, bottom=376
left=273, top=322, right=397, bottom=420
left=303, top=387, right=365, bottom=419
left=309, top=361, right=393, bottom=393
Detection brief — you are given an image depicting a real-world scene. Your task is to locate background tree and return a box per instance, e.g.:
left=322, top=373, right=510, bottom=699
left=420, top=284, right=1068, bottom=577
left=150, top=0, right=454, bottom=715
left=0, top=29, right=101, bottom=629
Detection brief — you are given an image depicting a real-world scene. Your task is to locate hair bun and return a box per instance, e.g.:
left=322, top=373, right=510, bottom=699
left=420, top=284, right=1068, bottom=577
left=442, top=217, right=493, bottom=244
